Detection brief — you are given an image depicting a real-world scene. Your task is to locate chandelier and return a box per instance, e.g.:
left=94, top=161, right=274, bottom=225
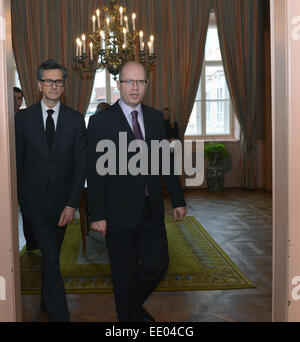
left=74, top=0, right=156, bottom=80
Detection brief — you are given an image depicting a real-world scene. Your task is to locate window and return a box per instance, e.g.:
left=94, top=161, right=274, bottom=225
left=185, top=13, right=239, bottom=140
left=14, top=61, right=26, bottom=109
left=85, top=68, right=120, bottom=124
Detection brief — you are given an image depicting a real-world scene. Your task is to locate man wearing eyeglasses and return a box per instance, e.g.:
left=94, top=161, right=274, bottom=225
left=15, top=59, right=86, bottom=322
left=87, top=61, right=186, bottom=322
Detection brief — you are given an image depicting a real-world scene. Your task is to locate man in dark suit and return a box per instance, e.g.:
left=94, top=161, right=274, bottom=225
left=87, top=61, right=187, bottom=322
left=163, top=107, right=179, bottom=142
left=15, top=59, right=86, bottom=322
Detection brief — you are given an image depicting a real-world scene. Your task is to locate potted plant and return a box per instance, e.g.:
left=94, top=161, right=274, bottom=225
left=204, top=142, right=229, bottom=192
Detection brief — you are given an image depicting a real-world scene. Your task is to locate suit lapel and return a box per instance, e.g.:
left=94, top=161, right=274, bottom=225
left=34, top=103, right=50, bottom=159
left=141, top=105, right=152, bottom=145
left=113, top=101, right=154, bottom=144
left=113, top=102, right=136, bottom=141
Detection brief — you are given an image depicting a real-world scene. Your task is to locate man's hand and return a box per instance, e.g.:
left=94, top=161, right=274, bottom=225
left=58, top=207, right=75, bottom=227
left=91, top=220, right=107, bottom=237
left=173, top=207, right=187, bottom=222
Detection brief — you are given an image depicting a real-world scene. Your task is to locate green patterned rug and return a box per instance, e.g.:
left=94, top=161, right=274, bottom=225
left=20, top=216, right=255, bottom=294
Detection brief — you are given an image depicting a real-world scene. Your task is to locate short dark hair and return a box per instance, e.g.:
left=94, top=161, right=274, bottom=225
left=13, top=87, right=23, bottom=96
left=37, top=59, right=67, bottom=81
left=95, top=102, right=110, bottom=114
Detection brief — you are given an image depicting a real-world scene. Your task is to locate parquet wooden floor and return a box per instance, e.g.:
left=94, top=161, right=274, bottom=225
left=21, top=188, right=272, bottom=322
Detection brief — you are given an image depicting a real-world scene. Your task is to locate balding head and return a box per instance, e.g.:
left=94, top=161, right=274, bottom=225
left=119, top=62, right=147, bottom=81
left=117, top=62, right=149, bottom=109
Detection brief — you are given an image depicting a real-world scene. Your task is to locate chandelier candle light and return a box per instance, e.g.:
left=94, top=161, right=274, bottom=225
left=74, top=0, right=156, bottom=80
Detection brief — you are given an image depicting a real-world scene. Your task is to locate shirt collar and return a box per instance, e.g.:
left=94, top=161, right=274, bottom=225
left=41, top=99, right=60, bottom=114
left=119, top=99, right=142, bottom=119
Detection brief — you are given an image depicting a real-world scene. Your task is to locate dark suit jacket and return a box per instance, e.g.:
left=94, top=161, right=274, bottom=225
left=87, top=101, right=185, bottom=229
left=164, top=119, right=179, bottom=140
left=15, top=102, right=87, bottom=218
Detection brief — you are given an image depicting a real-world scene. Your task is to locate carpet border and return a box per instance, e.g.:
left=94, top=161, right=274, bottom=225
left=177, top=216, right=255, bottom=289
left=20, top=216, right=256, bottom=294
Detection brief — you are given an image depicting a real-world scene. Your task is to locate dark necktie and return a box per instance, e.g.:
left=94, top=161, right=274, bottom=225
left=46, top=109, right=55, bottom=152
left=131, top=111, right=144, bottom=140
left=131, top=110, right=149, bottom=196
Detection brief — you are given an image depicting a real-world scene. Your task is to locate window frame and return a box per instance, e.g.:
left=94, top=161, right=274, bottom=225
left=86, top=67, right=121, bottom=117
left=184, top=13, right=239, bottom=141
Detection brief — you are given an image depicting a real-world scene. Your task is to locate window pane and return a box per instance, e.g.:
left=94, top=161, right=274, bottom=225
left=205, top=27, right=222, bottom=61
left=206, top=66, right=229, bottom=100
left=206, top=100, right=230, bottom=135
left=195, top=81, right=202, bottom=101
left=185, top=101, right=202, bottom=135
left=185, top=15, right=238, bottom=138
left=14, top=64, right=26, bottom=108
left=15, top=70, right=21, bottom=88
left=86, top=69, right=107, bottom=116
left=110, top=75, right=120, bottom=103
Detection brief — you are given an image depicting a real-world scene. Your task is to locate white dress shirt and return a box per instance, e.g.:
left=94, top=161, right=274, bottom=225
left=118, top=99, right=146, bottom=139
left=41, top=100, right=60, bottom=130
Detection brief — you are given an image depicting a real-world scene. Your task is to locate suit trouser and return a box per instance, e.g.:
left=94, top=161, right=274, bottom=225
left=105, top=197, right=169, bottom=322
left=24, top=207, right=70, bottom=322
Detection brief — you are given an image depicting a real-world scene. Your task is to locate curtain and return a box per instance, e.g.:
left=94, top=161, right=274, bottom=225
left=12, top=0, right=211, bottom=126
left=11, top=0, right=105, bottom=114
left=214, top=0, right=266, bottom=188
left=121, top=0, right=211, bottom=139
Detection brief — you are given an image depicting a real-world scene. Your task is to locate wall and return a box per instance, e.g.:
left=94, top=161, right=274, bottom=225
left=0, top=0, right=22, bottom=322
left=185, top=139, right=266, bottom=190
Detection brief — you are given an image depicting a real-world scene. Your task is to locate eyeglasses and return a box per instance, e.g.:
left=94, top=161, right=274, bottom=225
left=119, top=79, right=148, bottom=87
left=40, top=79, right=65, bottom=87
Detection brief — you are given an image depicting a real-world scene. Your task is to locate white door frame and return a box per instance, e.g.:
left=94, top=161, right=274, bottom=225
left=271, top=0, right=300, bottom=322
left=3, top=0, right=300, bottom=322
left=0, top=0, right=22, bottom=322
